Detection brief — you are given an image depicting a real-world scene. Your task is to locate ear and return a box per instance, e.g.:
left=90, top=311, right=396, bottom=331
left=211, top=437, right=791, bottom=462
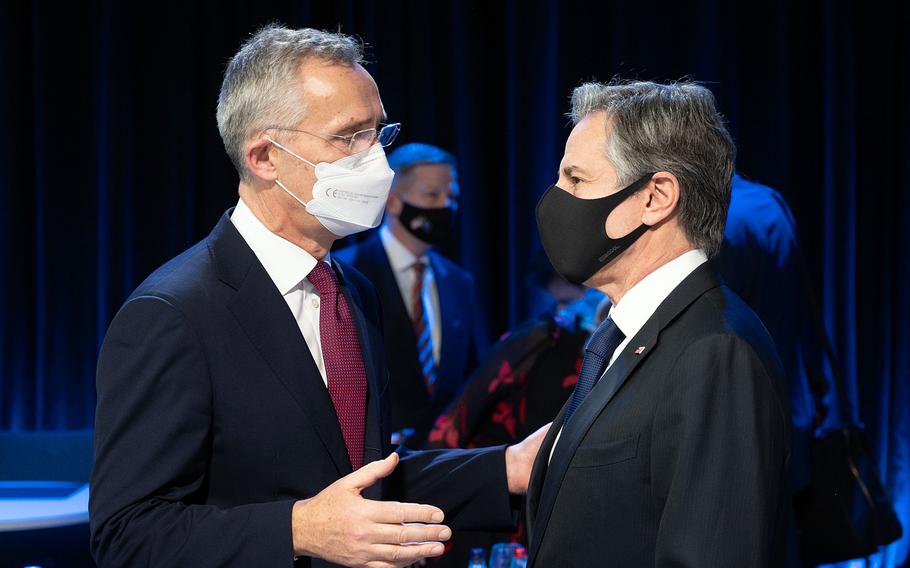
left=386, top=190, right=403, bottom=216
left=641, top=171, right=680, bottom=227
left=245, top=138, right=278, bottom=181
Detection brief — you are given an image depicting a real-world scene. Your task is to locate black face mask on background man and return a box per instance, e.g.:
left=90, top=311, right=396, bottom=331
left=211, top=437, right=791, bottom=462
left=535, top=173, right=654, bottom=284
left=399, top=201, right=457, bottom=245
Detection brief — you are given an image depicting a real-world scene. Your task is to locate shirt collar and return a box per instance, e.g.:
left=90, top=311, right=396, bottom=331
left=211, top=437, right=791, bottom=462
left=380, top=224, right=427, bottom=272
left=609, top=249, right=708, bottom=340
left=230, top=198, right=329, bottom=295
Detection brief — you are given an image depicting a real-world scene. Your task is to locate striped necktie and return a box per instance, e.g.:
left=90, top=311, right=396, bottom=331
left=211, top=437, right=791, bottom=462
left=563, top=317, right=625, bottom=426
left=410, top=261, right=437, bottom=394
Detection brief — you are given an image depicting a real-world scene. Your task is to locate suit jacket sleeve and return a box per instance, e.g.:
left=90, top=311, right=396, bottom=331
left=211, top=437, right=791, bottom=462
left=389, top=445, right=518, bottom=532
left=90, top=296, right=295, bottom=568
left=651, top=334, right=790, bottom=568
left=367, top=265, right=514, bottom=532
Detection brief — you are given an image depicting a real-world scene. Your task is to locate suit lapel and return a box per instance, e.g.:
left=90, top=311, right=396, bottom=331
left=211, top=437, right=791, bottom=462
left=365, top=235, right=412, bottom=319
left=361, top=235, right=429, bottom=398
left=526, top=402, right=569, bottom=530
left=527, top=263, right=722, bottom=566
left=428, top=252, right=464, bottom=401
left=527, top=321, right=659, bottom=564
left=209, top=211, right=352, bottom=477
left=362, top=236, right=422, bottom=362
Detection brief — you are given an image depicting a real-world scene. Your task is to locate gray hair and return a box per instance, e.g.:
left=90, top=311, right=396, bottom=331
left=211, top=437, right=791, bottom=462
left=569, top=79, right=736, bottom=257
left=216, top=25, right=364, bottom=180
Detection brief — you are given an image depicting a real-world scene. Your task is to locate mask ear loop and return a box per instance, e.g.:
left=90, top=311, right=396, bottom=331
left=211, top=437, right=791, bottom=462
left=274, top=179, right=311, bottom=209
left=264, top=136, right=318, bottom=168
left=264, top=136, right=316, bottom=208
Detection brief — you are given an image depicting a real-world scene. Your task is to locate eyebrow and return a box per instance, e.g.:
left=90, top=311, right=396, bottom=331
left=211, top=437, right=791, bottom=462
left=561, top=165, right=590, bottom=178
left=331, top=111, right=388, bottom=137
left=331, top=121, right=372, bottom=136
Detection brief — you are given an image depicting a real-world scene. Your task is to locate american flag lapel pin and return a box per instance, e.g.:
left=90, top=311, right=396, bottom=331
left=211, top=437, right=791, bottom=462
left=634, top=346, right=646, bottom=355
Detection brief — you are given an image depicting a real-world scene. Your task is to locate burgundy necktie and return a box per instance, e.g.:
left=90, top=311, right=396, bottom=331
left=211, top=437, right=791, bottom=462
left=307, top=261, right=367, bottom=470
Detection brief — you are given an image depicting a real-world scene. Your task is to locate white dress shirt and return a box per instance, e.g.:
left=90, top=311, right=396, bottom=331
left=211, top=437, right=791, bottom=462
left=230, top=198, right=329, bottom=386
left=549, top=249, right=709, bottom=463
left=379, top=225, right=442, bottom=363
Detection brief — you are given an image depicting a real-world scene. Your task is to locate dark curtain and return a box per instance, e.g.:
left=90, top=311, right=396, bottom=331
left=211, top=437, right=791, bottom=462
left=0, top=1, right=907, bottom=564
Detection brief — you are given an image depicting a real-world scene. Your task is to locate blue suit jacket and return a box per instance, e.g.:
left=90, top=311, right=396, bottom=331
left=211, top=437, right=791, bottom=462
left=335, top=232, right=484, bottom=445
left=89, top=212, right=514, bottom=567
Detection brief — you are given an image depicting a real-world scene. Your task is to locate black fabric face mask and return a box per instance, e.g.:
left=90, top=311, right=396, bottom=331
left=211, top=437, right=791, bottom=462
left=398, top=201, right=457, bottom=245
left=535, top=173, right=654, bottom=284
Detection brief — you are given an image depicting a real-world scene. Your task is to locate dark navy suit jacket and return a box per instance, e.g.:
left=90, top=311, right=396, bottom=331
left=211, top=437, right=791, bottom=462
left=526, top=263, right=792, bottom=567
left=335, top=232, right=483, bottom=445
left=89, top=212, right=514, bottom=567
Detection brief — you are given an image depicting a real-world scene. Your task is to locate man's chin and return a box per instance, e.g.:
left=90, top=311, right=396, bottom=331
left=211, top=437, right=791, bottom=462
left=584, top=260, right=620, bottom=291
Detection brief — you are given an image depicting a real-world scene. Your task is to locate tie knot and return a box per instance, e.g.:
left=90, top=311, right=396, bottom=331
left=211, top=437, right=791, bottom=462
left=412, top=261, right=426, bottom=279
left=585, top=317, right=625, bottom=359
left=307, top=261, right=338, bottom=295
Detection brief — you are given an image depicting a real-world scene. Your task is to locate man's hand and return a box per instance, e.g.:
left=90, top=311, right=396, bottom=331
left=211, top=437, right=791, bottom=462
left=505, top=423, right=552, bottom=494
left=292, top=453, right=451, bottom=568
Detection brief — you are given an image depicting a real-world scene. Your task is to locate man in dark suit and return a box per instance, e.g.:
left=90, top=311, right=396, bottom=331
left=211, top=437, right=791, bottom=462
left=336, top=143, right=484, bottom=446
left=89, top=26, right=546, bottom=568
left=528, top=80, right=792, bottom=567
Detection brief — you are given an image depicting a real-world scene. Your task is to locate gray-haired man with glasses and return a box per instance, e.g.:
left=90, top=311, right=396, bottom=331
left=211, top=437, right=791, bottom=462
left=90, top=25, right=548, bottom=568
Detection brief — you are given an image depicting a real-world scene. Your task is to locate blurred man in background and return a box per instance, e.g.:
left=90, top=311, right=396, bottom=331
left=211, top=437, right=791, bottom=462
left=337, top=143, right=486, bottom=446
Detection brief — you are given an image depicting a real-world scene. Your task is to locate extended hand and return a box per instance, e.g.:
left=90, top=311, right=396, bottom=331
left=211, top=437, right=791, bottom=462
left=292, top=453, right=451, bottom=568
left=505, top=423, right=552, bottom=494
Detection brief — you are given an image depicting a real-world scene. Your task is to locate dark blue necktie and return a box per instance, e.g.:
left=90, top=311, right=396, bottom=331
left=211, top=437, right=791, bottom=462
left=563, top=317, right=625, bottom=425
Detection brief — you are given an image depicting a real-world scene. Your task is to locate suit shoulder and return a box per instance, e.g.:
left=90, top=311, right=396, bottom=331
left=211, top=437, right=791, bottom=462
left=127, top=238, right=216, bottom=310
left=429, top=250, right=473, bottom=285
left=332, top=242, right=358, bottom=265
left=670, top=285, right=786, bottom=384
left=333, top=233, right=382, bottom=267
left=335, top=258, right=379, bottom=301
left=710, top=286, right=780, bottom=356
left=672, top=284, right=767, bottom=338
left=669, top=322, right=791, bottom=427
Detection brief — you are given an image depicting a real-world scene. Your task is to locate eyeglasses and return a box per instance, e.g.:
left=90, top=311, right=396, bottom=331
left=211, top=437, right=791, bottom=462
left=266, top=122, right=401, bottom=155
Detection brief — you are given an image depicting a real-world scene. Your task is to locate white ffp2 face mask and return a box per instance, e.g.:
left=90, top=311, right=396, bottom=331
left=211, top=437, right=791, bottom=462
left=268, top=138, right=395, bottom=237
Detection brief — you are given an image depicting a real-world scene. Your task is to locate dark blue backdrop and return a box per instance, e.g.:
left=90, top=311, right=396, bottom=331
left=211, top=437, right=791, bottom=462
left=0, top=1, right=907, bottom=565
